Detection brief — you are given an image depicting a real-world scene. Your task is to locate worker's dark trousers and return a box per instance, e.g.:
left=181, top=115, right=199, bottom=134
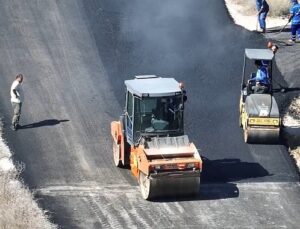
left=11, top=102, right=22, bottom=126
left=291, top=24, right=300, bottom=41
left=258, top=11, right=268, bottom=30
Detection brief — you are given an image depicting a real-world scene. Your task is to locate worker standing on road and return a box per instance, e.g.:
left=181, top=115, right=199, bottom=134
left=10, top=74, right=24, bottom=131
left=289, top=0, right=300, bottom=42
left=256, top=0, right=269, bottom=33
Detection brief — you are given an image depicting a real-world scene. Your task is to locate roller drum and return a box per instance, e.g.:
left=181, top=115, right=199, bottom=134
left=244, top=127, right=280, bottom=143
left=139, top=171, right=200, bottom=200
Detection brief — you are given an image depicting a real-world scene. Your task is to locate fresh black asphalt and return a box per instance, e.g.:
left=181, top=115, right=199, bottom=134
left=0, top=0, right=299, bottom=228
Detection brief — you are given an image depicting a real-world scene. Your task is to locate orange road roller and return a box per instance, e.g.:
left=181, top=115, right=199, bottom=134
left=111, top=75, right=202, bottom=200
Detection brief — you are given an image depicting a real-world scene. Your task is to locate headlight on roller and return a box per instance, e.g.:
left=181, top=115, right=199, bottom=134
left=187, top=163, right=195, bottom=169
left=154, top=165, right=161, bottom=170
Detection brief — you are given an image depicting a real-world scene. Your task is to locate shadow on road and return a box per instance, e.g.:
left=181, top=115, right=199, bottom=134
left=152, top=157, right=270, bottom=202
left=267, top=28, right=290, bottom=33
left=201, top=157, right=272, bottom=183
left=152, top=183, right=239, bottom=203
left=273, top=87, right=300, bottom=93
left=19, top=119, right=69, bottom=129
left=282, top=127, right=300, bottom=149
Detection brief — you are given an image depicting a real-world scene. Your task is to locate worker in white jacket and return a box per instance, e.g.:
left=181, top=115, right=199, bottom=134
left=10, top=74, right=24, bottom=131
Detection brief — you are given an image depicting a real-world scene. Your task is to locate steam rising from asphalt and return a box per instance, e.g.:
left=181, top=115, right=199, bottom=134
left=83, top=0, right=262, bottom=123
left=119, top=0, right=236, bottom=79
left=112, top=0, right=260, bottom=144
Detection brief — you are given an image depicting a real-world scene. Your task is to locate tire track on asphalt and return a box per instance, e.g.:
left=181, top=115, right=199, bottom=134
left=36, top=182, right=300, bottom=228
left=1, top=0, right=300, bottom=228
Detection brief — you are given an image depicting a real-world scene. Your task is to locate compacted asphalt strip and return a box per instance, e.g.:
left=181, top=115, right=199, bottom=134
left=0, top=0, right=299, bottom=228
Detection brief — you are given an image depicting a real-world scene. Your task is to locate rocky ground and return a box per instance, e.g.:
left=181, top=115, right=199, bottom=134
left=282, top=96, right=300, bottom=170
left=225, top=0, right=289, bottom=31
left=0, top=119, right=56, bottom=228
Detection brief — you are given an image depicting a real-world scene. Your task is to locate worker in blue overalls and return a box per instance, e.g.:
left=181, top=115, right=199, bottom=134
left=249, top=60, right=270, bottom=94
left=289, top=0, right=300, bottom=42
left=256, top=0, right=269, bottom=33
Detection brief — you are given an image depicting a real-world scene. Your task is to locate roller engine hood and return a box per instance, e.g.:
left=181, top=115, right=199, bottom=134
left=245, top=94, right=279, bottom=118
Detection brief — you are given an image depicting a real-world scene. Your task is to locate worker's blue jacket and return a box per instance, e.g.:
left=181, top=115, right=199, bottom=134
left=290, top=4, right=300, bottom=25
left=256, top=0, right=269, bottom=12
left=255, top=66, right=269, bottom=85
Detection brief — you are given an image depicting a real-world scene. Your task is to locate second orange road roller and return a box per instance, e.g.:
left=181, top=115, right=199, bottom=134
left=111, top=75, right=202, bottom=200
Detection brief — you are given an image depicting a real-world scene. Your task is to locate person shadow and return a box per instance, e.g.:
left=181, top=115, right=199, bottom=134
left=19, top=119, right=69, bottom=129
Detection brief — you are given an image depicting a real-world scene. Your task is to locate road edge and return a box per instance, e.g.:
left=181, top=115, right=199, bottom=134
left=0, top=118, right=56, bottom=228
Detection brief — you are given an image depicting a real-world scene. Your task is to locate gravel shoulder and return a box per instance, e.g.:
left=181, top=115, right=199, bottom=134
left=225, top=0, right=288, bottom=31
left=225, top=0, right=300, bottom=171
left=0, top=119, right=56, bottom=228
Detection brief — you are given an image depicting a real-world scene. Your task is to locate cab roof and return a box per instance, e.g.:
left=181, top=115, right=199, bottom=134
left=245, top=49, right=274, bottom=60
left=125, top=75, right=181, bottom=97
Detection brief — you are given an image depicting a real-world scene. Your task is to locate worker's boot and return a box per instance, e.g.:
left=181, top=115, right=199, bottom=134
left=288, top=39, right=296, bottom=45
left=11, top=123, right=17, bottom=131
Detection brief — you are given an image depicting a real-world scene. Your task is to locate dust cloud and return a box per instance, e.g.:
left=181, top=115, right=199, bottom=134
left=119, top=0, right=236, bottom=78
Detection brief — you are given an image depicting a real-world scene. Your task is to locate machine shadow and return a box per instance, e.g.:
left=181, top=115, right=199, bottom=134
left=152, top=157, right=271, bottom=202
left=273, top=87, right=300, bottom=93
left=201, top=157, right=272, bottom=183
left=266, top=27, right=290, bottom=33
left=152, top=183, right=239, bottom=203
left=19, top=119, right=69, bottom=129
left=243, top=135, right=285, bottom=145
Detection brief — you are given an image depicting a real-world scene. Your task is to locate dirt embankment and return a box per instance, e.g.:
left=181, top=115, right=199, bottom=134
left=0, top=120, right=56, bottom=228
left=282, top=97, right=300, bottom=170
left=225, top=0, right=290, bottom=31
left=225, top=0, right=300, bottom=171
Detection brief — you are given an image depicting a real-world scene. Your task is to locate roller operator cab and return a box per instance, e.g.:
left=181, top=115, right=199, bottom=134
left=239, top=49, right=281, bottom=143
left=111, top=75, right=202, bottom=200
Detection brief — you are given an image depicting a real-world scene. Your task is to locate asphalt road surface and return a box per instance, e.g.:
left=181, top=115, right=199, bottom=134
left=0, top=0, right=299, bottom=228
